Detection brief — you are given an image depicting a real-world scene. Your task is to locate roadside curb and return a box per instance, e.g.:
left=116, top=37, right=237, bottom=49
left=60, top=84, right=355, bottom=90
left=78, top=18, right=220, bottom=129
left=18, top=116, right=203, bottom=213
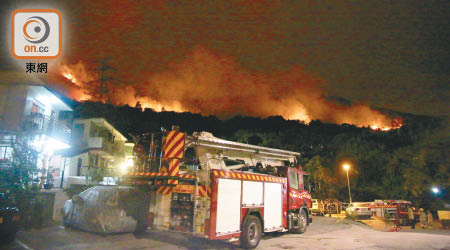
left=318, top=215, right=374, bottom=230
left=352, top=217, right=399, bottom=232
left=339, top=218, right=374, bottom=229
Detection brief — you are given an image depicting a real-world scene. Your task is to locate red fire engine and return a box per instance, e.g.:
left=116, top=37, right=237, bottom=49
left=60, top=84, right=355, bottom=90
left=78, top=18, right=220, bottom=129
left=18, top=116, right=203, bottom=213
left=125, top=129, right=313, bottom=248
left=372, top=200, right=418, bottom=225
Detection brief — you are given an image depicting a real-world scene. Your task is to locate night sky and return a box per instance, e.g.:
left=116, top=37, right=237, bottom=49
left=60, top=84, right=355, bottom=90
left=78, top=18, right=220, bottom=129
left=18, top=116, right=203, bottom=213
left=1, top=0, right=449, bottom=118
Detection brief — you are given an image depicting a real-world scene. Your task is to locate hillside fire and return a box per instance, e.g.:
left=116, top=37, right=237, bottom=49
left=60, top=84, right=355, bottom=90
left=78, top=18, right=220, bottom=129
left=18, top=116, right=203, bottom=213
left=58, top=48, right=402, bottom=130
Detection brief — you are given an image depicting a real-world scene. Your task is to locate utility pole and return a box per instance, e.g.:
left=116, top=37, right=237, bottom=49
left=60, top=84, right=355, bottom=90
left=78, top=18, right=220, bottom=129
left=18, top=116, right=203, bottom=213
left=83, top=57, right=117, bottom=103
left=343, top=164, right=352, bottom=203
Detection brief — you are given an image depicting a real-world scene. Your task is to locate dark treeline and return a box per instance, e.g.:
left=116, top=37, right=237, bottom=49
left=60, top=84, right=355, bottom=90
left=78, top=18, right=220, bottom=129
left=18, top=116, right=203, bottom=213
left=73, top=101, right=449, bottom=209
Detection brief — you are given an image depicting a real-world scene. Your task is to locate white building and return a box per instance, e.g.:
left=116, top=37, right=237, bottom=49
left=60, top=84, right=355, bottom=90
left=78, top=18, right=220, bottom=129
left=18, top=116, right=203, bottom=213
left=0, top=82, right=72, bottom=188
left=61, top=118, right=134, bottom=187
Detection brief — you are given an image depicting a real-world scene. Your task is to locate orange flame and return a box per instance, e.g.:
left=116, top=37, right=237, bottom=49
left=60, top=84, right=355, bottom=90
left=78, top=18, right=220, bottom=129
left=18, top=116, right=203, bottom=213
left=58, top=49, right=402, bottom=131
left=370, top=117, right=403, bottom=131
left=60, top=62, right=97, bottom=87
left=62, top=72, right=78, bottom=85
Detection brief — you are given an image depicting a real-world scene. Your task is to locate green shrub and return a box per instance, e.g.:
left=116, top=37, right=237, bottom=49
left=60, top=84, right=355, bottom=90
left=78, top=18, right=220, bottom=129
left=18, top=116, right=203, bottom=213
left=0, top=133, right=51, bottom=229
left=11, top=192, right=53, bottom=229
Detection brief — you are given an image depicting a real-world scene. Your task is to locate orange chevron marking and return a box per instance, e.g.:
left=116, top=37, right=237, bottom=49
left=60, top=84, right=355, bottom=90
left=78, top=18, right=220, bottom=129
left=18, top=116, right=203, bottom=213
left=157, top=186, right=173, bottom=195
left=168, top=179, right=178, bottom=185
left=163, top=131, right=177, bottom=152
left=163, top=131, right=185, bottom=159
left=168, top=159, right=180, bottom=179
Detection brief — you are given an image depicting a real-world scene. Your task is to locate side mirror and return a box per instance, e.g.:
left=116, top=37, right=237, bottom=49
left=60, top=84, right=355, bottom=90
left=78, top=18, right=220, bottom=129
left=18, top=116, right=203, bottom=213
left=310, top=183, right=316, bottom=193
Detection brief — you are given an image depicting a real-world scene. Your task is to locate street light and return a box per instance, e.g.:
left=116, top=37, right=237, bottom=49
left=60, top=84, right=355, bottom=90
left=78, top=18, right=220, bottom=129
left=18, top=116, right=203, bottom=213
left=431, top=187, right=439, bottom=194
left=343, top=164, right=352, bottom=203
left=120, top=158, right=134, bottom=174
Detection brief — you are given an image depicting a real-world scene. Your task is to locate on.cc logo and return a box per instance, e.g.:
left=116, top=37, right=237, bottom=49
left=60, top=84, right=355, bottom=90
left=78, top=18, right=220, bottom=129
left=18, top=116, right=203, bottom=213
left=11, top=9, right=62, bottom=59
left=23, top=16, right=50, bottom=44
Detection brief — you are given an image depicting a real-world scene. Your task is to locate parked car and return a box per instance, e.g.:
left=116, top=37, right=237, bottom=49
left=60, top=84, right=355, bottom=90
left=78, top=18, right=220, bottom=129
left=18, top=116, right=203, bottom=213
left=346, top=202, right=373, bottom=219
left=324, top=199, right=341, bottom=214
left=63, top=186, right=149, bottom=233
left=311, top=199, right=325, bottom=215
left=341, top=202, right=350, bottom=212
left=0, top=193, right=20, bottom=244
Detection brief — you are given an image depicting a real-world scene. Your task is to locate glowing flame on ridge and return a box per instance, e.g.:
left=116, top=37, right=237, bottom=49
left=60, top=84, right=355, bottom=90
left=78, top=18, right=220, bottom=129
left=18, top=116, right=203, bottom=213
left=58, top=57, right=403, bottom=132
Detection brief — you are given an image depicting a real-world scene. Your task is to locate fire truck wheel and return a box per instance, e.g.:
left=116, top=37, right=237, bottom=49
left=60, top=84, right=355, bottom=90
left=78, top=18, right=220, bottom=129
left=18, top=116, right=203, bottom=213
left=291, top=210, right=307, bottom=234
left=135, top=213, right=148, bottom=233
left=240, top=215, right=262, bottom=249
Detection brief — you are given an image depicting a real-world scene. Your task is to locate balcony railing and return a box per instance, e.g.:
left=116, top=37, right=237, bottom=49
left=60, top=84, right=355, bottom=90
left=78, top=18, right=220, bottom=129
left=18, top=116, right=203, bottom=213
left=0, top=131, right=15, bottom=168
left=23, top=113, right=50, bottom=132
left=23, top=113, right=71, bottom=143
left=83, top=137, right=125, bottom=158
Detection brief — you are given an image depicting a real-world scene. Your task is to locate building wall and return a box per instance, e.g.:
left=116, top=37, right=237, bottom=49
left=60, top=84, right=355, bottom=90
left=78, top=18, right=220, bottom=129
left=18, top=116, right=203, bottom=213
left=72, top=118, right=129, bottom=163
left=0, top=84, right=27, bottom=131
left=67, top=152, right=89, bottom=177
left=65, top=118, right=134, bottom=186
left=1, top=84, right=72, bottom=143
left=71, top=119, right=91, bottom=143
left=1, top=84, right=74, bottom=192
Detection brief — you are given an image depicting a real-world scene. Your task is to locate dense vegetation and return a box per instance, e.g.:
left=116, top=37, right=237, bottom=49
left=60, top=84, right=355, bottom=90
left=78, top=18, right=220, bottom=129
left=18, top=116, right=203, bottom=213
left=73, top=101, right=449, bottom=210
left=0, top=134, right=51, bottom=228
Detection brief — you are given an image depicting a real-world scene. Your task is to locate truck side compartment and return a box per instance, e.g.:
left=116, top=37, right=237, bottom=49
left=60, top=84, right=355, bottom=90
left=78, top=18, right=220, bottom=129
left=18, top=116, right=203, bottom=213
left=124, top=130, right=312, bottom=249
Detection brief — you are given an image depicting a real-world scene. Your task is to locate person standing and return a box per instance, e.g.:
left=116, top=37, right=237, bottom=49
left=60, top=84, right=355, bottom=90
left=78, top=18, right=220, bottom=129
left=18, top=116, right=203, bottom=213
left=419, top=208, right=427, bottom=229
left=328, top=202, right=332, bottom=217
left=427, top=211, right=434, bottom=229
left=408, top=206, right=415, bottom=229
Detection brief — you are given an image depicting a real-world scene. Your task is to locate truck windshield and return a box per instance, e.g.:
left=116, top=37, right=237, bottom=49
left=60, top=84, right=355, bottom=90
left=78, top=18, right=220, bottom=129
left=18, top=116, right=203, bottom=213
left=303, top=174, right=310, bottom=192
left=289, top=171, right=299, bottom=190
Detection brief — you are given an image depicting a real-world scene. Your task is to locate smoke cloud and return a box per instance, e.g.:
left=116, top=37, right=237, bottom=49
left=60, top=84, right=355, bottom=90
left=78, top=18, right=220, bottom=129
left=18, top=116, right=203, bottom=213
left=58, top=47, right=401, bottom=130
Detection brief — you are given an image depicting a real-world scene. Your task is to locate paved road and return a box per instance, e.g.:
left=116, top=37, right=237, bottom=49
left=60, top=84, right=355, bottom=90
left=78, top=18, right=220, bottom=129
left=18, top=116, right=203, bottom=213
left=6, top=216, right=450, bottom=250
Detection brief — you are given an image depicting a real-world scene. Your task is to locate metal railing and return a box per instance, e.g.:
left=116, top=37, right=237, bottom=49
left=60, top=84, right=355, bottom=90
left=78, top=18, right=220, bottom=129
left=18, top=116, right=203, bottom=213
left=0, top=132, right=15, bottom=168
left=23, top=112, right=51, bottom=133
left=23, top=113, right=71, bottom=143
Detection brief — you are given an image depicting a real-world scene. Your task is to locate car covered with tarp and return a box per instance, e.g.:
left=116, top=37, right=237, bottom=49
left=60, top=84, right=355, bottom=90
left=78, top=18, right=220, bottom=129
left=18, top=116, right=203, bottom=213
left=63, top=186, right=149, bottom=233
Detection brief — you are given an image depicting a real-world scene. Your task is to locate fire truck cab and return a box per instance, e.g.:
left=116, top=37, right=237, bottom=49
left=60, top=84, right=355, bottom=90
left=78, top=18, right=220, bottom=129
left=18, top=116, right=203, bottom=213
left=125, top=130, right=312, bottom=249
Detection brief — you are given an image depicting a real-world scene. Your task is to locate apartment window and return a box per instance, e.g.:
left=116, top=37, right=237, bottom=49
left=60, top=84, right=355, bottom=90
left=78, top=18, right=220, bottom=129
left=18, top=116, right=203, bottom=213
left=72, top=124, right=84, bottom=140
left=28, top=101, right=46, bottom=131
left=31, top=100, right=45, bottom=114
left=88, top=153, right=94, bottom=166
left=0, top=146, right=13, bottom=162
left=77, top=158, right=82, bottom=176
left=58, top=111, right=71, bottom=120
